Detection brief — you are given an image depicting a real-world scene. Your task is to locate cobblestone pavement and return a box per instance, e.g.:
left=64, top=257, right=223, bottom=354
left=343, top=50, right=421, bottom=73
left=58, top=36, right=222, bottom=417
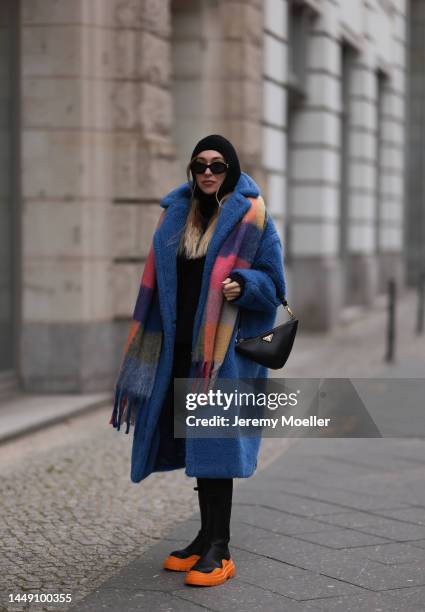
left=0, top=406, right=292, bottom=612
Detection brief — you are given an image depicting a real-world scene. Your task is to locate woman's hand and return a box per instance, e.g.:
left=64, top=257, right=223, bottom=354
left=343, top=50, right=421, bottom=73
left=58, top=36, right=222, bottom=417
left=222, top=277, right=242, bottom=301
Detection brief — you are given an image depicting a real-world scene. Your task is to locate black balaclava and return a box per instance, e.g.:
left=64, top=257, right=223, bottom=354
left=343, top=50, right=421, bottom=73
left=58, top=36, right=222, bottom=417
left=189, top=134, right=242, bottom=216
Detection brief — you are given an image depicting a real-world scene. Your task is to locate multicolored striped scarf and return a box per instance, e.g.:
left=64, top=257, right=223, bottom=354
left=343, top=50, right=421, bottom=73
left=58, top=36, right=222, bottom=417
left=110, top=194, right=266, bottom=433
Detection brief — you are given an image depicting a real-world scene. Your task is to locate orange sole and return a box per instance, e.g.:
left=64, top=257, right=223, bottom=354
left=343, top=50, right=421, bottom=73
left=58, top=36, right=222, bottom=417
left=163, top=554, right=201, bottom=572
left=184, top=558, right=235, bottom=586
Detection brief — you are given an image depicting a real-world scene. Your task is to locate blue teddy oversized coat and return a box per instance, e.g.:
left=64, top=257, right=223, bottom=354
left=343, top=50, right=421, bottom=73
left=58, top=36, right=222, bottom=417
left=130, top=171, right=287, bottom=482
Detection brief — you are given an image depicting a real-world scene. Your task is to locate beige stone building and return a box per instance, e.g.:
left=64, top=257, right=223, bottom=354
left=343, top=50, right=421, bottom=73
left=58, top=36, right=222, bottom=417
left=0, top=0, right=420, bottom=395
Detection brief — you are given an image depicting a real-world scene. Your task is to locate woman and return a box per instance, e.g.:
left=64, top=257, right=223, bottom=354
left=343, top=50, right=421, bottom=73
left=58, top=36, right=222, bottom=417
left=110, top=134, right=286, bottom=587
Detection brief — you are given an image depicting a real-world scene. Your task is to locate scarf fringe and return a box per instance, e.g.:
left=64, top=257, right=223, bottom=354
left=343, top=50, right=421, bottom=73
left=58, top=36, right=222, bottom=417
left=110, top=387, right=147, bottom=434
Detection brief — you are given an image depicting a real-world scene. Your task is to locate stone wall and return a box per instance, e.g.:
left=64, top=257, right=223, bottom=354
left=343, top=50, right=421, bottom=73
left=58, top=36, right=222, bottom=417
left=21, top=1, right=116, bottom=391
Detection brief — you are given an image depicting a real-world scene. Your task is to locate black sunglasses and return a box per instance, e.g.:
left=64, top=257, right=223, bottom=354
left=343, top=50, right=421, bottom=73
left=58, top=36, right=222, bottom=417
left=190, top=160, right=229, bottom=175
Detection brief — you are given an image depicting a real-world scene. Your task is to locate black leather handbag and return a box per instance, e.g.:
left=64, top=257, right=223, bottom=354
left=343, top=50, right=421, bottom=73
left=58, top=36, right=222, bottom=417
left=235, top=297, right=298, bottom=369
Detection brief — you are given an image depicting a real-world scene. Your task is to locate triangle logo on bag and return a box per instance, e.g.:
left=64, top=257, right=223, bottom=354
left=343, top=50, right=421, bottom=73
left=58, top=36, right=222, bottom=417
left=262, top=333, right=274, bottom=342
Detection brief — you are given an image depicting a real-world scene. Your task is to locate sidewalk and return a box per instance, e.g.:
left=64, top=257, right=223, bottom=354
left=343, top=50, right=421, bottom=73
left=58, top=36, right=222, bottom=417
left=1, top=289, right=425, bottom=611
left=65, top=292, right=425, bottom=612
left=67, top=289, right=425, bottom=612
left=0, top=392, right=111, bottom=444
left=70, top=436, right=425, bottom=612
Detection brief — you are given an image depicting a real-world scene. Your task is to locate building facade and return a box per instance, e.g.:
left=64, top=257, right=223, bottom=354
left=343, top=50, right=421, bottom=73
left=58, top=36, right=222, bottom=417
left=0, top=0, right=418, bottom=395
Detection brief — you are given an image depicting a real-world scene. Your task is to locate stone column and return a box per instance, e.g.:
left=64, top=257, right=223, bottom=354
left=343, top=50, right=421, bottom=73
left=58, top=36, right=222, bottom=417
left=217, top=0, right=264, bottom=184
left=344, top=41, right=380, bottom=306
left=378, top=0, right=408, bottom=288
left=262, top=0, right=288, bottom=246
left=21, top=0, right=116, bottom=391
left=171, top=0, right=264, bottom=185
left=377, top=67, right=407, bottom=290
left=287, top=1, right=343, bottom=330
left=110, top=0, right=179, bottom=331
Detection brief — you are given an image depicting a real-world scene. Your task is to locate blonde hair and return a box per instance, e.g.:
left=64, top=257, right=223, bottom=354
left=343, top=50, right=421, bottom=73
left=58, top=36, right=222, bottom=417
left=178, top=157, right=233, bottom=258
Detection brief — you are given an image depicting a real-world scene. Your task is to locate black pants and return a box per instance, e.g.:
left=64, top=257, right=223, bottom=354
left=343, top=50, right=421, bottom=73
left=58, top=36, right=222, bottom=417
left=197, top=477, right=233, bottom=498
left=157, top=343, right=233, bottom=497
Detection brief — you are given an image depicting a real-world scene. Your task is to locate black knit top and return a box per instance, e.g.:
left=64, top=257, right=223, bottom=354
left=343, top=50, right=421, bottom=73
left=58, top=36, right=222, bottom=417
left=175, top=195, right=216, bottom=345
left=175, top=193, right=246, bottom=345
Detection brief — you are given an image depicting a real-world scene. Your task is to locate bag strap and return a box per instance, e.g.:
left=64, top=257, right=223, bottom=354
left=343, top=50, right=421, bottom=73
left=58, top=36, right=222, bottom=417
left=281, top=297, right=296, bottom=320
left=236, top=295, right=296, bottom=342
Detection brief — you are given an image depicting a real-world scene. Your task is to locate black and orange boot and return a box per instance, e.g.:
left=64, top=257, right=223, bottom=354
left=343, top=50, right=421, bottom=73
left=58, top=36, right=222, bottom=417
left=184, top=478, right=235, bottom=587
left=163, top=481, right=209, bottom=572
